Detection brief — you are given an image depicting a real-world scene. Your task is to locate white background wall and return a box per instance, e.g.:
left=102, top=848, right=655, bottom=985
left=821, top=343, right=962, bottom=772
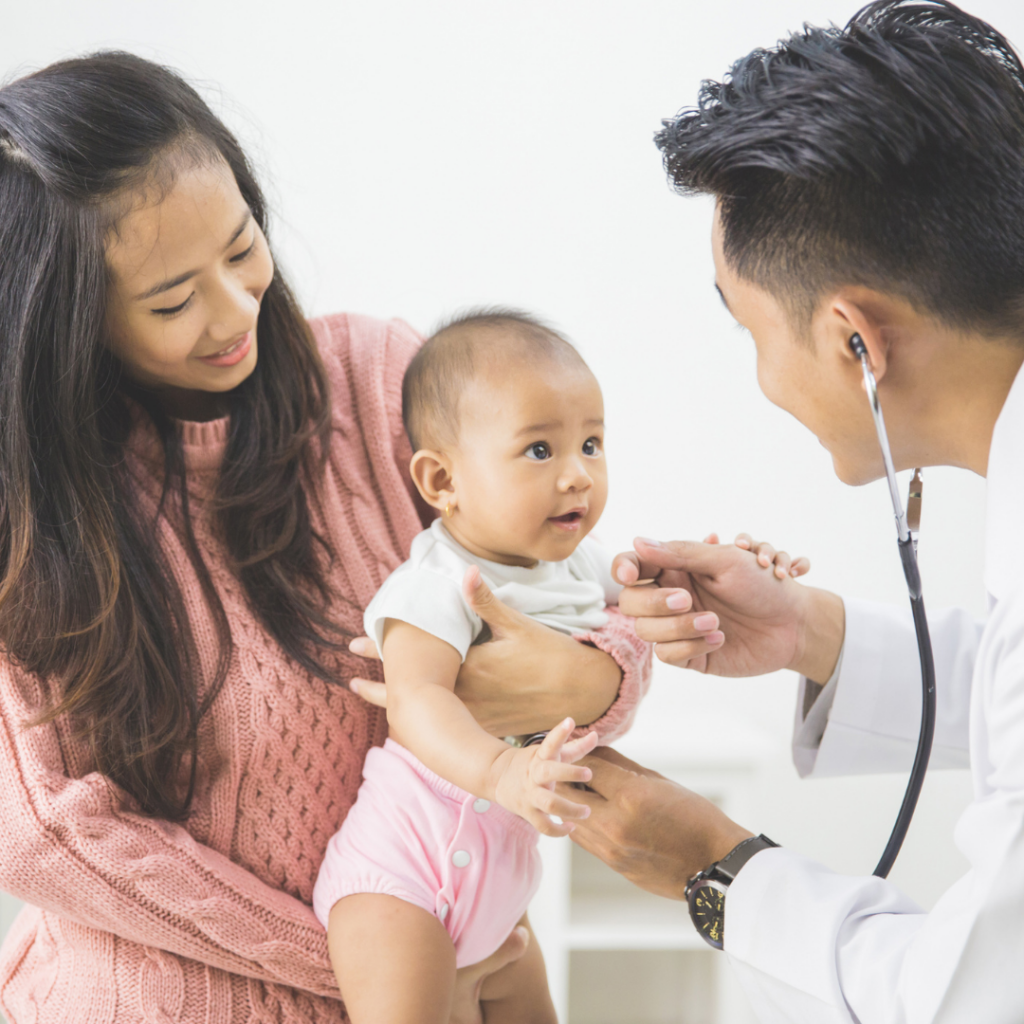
left=2, top=0, right=1023, bottom=995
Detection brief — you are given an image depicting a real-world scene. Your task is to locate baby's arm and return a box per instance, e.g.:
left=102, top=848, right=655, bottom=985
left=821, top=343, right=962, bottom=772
left=382, top=619, right=598, bottom=835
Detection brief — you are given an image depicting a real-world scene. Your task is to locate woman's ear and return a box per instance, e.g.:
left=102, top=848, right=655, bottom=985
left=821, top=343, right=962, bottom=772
left=410, top=449, right=456, bottom=512
left=829, top=292, right=890, bottom=382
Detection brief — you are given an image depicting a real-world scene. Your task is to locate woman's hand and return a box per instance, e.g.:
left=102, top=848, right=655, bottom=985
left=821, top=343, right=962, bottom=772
left=562, top=747, right=753, bottom=899
left=613, top=534, right=844, bottom=685
left=347, top=567, right=622, bottom=736
left=451, top=926, right=530, bottom=1024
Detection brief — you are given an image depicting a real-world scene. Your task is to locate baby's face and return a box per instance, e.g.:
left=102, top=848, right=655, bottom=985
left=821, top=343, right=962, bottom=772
left=445, top=356, right=607, bottom=566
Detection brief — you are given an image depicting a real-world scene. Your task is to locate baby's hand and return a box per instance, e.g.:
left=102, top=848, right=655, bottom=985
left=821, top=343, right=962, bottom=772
left=493, top=718, right=599, bottom=837
left=704, top=532, right=811, bottom=580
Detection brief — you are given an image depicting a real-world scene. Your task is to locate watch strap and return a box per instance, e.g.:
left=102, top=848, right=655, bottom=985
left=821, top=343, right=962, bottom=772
left=711, top=833, right=780, bottom=885
left=685, top=834, right=779, bottom=951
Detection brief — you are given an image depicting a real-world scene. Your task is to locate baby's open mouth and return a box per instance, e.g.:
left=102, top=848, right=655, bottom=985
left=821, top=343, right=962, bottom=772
left=549, top=510, right=585, bottom=525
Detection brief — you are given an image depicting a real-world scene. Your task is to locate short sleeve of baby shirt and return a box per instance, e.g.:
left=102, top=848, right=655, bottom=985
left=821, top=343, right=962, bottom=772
left=363, top=566, right=479, bottom=661
left=576, top=537, right=623, bottom=607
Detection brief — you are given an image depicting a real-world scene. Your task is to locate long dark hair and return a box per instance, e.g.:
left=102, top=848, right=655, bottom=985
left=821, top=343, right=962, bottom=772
left=0, top=52, right=345, bottom=819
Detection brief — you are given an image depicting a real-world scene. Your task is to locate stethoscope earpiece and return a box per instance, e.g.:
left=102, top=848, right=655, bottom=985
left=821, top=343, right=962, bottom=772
left=849, top=333, right=868, bottom=360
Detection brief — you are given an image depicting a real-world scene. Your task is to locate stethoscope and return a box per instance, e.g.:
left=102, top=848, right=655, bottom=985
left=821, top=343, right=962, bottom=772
left=849, top=333, right=937, bottom=878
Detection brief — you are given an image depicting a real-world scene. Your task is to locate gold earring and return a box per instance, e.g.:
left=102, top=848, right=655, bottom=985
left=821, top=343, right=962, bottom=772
left=445, top=503, right=453, bottom=518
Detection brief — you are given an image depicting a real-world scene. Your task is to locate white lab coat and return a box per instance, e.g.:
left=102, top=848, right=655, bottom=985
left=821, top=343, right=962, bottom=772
left=724, top=362, right=1024, bottom=1023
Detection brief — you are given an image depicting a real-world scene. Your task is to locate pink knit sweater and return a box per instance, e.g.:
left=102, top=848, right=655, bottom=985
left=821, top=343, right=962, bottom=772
left=0, top=314, right=651, bottom=1024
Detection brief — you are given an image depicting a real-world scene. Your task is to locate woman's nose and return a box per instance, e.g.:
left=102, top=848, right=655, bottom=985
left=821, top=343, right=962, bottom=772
left=207, top=276, right=259, bottom=342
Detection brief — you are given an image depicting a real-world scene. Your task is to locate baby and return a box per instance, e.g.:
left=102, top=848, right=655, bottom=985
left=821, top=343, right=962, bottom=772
left=313, top=309, right=631, bottom=1023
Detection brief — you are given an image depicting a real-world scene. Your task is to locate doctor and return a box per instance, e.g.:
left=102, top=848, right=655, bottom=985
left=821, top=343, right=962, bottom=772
left=564, top=1, right=1024, bottom=1021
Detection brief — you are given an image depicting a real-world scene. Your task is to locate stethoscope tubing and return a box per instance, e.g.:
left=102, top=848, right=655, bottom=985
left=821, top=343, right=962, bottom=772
left=873, top=564, right=937, bottom=878
left=849, top=334, right=937, bottom=878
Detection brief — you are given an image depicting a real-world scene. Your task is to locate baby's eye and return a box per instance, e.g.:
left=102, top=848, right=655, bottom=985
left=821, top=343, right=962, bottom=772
left=582, top=437, right=601, bottom=456
left=525, top=442, right=551, bottom=461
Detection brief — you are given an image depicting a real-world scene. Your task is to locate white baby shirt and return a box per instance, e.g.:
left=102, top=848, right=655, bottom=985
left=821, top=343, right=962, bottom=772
left=364, top=518, right=620, bottom=660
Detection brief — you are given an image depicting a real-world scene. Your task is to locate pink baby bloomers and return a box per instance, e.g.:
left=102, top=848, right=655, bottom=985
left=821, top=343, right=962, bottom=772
left=312, top=738, right=541, bottom=967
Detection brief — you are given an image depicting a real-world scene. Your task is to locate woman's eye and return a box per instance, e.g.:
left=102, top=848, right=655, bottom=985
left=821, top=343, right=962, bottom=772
left=525, top=442, right=551, bottom=461
left=582, top=437, right=601, bottom=456
left=229, top=238, right=256, bottom=263
left=151, top=294, right=194, bottom=317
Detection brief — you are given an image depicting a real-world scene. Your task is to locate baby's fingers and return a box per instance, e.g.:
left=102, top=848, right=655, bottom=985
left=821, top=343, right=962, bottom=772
left=752, top=541, right=777, bottom=568
left=532, top=787, right=591, bottom=822
left=527, top=808, right=576, bottom=838
left=561, top=730, right=600, bottom=764
left=789, top=555, right=811, bottom=578
left=535, top=717, right=575, bottom=761
left=771, top=550, right=811, bottom=579
left=735, top=533, right=777, bottom=567
left=532, top=758, right=593, bottom=788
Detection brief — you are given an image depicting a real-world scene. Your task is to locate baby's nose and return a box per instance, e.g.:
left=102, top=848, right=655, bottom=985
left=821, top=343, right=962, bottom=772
left=560, top=459, right=593, bottom=490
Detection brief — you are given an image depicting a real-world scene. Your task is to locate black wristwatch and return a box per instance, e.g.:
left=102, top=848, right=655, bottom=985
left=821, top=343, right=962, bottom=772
left=685, top=834, right=779, bottom=950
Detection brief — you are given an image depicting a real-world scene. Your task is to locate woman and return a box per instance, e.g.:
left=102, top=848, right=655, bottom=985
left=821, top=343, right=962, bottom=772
left=0, top=53, right=649, bottom=1023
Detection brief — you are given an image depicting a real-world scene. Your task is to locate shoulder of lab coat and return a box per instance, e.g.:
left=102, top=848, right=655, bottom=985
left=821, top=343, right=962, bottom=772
left=792, top=596, right=978, bottom=777
left=728, top=584, right=1024, bottom=1024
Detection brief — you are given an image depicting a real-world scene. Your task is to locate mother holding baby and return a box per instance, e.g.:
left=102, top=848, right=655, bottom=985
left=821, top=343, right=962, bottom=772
left=0, top=53, right=667, bottom=1024
left=0, top=47, right=804, bottom=1023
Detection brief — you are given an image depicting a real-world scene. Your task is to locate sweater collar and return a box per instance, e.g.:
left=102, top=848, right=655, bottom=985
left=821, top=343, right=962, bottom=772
left=127, top=400, right=230, bottom=476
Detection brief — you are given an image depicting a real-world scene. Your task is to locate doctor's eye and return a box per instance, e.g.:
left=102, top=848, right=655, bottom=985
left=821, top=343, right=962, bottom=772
left=525, top=442, right=552, bottom=461
left=582, top=437, right=601, bottom=456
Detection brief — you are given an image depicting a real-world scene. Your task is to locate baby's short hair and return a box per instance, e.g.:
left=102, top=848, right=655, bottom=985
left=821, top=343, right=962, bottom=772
left=402, top=307, right=590, bottom=451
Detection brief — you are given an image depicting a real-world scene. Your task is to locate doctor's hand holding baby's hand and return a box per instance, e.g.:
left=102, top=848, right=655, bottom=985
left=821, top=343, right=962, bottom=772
left=491, top=717, right=600, bottom=837
left=615, top=532, right=845, bottom=685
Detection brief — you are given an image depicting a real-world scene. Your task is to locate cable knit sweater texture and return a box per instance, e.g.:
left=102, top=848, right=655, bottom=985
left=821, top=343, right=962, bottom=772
left=0, top=313, right=651, bottom=1024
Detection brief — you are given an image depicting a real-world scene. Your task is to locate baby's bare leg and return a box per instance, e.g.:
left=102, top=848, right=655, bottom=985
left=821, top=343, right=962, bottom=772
left=328, top=893, right=456, bottom=1024
left=479, top=915, right=558, bottom=1024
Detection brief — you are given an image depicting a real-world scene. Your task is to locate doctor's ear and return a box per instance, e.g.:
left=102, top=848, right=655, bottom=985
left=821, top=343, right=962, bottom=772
left=828, top=294, right=889, bottom=383
left=409, top=449, right=456, bottom=512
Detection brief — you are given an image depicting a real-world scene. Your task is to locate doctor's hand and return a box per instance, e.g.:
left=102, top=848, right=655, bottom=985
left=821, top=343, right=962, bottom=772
left=562, top=747, right=753, bottom=900
left=613, top=534, right=844, bottom=684
left=346, top=568, right=622, bottom=736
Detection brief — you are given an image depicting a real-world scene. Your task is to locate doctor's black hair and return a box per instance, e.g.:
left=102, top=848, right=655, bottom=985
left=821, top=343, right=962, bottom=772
left=656, top=0, right=1024, bottom=338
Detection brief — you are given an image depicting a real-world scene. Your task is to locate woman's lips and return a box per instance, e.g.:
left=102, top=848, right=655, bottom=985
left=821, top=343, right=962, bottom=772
left=197, top=332, right=252, bottom=367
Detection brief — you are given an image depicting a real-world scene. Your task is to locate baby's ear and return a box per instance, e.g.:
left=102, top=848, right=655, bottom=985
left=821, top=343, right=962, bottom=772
left=409, top=449, right=455, bottom=510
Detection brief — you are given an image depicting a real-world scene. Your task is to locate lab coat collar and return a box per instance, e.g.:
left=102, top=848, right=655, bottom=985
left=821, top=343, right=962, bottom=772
left=984, top=359, right=1024, bottom=603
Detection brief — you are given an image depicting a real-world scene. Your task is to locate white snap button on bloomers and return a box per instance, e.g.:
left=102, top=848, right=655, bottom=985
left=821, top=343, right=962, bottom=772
left=451, top=850, right=471, bottom=868
left=472, top=798, right=491, bottom=813
left=439, top=903, right=450, bottom=921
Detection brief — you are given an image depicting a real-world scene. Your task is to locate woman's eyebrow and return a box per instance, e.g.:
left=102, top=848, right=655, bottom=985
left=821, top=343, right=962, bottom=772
left=134, top=211, right=252, bottom=302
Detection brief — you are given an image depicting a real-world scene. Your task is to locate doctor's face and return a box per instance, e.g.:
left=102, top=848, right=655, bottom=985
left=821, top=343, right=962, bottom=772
left=710, top=210, right=883, bottom=485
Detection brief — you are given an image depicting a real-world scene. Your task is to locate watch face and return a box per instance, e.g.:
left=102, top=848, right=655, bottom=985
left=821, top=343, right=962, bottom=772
left=688, top=881, right=725, bottom=950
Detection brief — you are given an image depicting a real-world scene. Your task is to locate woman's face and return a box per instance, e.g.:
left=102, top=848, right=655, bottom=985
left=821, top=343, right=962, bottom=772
left=105, top=157, right=274, bottom=417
